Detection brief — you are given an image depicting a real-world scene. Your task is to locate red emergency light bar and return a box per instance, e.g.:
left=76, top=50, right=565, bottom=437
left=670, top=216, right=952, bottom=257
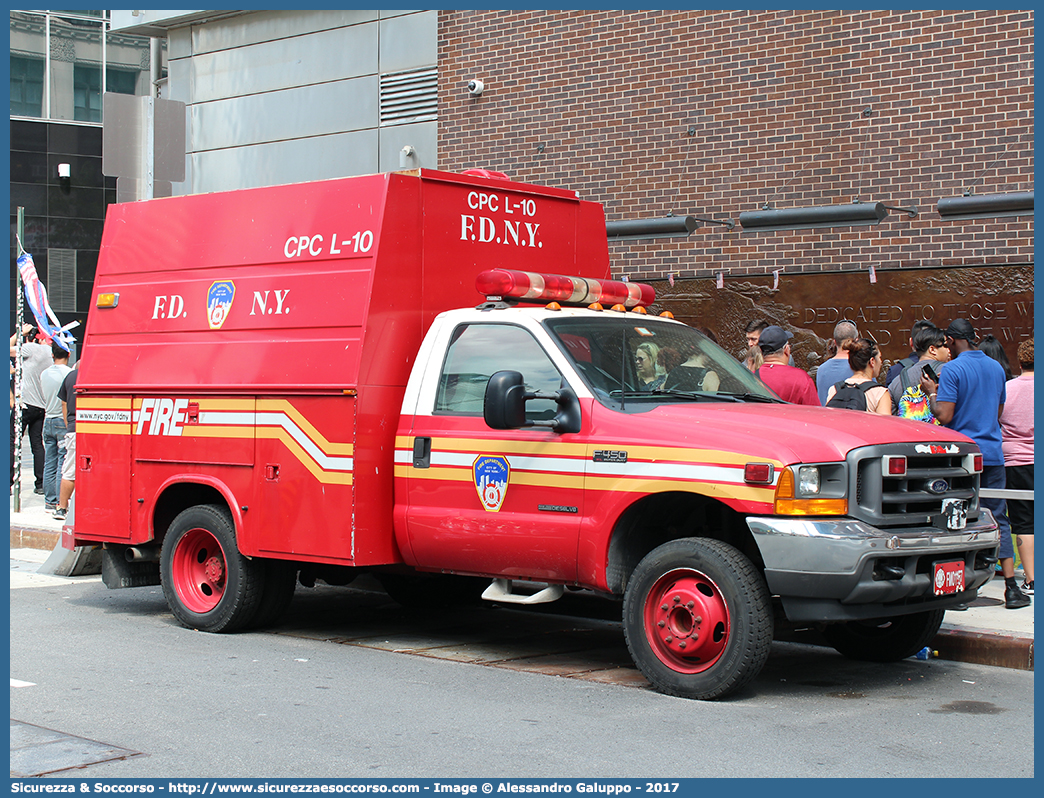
left=476, top=268, right=656, bottom=309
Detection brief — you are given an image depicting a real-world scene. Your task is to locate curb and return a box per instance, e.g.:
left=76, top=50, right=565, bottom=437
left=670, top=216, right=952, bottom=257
left=10, top=526, right=60, bottom=551
left=933, top=627, right=1034, bottom=671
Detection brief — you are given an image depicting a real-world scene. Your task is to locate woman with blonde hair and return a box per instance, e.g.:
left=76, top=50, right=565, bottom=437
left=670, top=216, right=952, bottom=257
left=634, top=342, right=666, bottom=391
left=825, top=338, right=891, bottom=414
left=743, top=344, right=763, bottom=374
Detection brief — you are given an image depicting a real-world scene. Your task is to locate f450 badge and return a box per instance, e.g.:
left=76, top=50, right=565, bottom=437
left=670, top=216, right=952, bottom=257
left=473, top=455, right=510, bottom=512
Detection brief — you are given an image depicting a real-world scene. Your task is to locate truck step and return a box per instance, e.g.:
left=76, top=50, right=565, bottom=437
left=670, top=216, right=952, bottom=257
left=481, top=578, right=565, bottom=605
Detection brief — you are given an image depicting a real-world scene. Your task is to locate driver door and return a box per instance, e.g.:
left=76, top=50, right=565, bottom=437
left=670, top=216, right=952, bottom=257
left=403, top=322, right=586, bottom=581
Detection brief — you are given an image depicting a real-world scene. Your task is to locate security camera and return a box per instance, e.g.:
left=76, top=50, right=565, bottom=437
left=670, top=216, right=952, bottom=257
left=467, top=79, right=484, bottom=97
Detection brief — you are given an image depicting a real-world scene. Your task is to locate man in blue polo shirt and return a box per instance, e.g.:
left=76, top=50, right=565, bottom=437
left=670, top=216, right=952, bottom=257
left=923, top=318, right=1030, bottom=609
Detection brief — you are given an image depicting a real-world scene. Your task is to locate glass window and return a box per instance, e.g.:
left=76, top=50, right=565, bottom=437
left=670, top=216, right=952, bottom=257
left=107, top=30, right=160, bottom=98
left=436, top=324, right=563, bottom=420
left=544, top=317, right=779, bottom=407
left=50, top=14, right=104, bottom=121
left=9, top=12, right=46, bottom=118
left=107, top=67, right=140, bottom=96
left=10, top=10, right=160, bottom=123
left=73, top=64, right=102, bottom=122
left=10, top=57, right=44, bottom=117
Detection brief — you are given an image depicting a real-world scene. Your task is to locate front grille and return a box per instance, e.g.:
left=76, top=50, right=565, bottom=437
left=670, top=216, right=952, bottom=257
left=850, top=442, right=980, bottom=528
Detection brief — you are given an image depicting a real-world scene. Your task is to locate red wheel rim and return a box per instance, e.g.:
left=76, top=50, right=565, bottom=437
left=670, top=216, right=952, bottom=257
left=171, top=527, right=227, bottom=613
left=643, top=567, right=730, bottom=673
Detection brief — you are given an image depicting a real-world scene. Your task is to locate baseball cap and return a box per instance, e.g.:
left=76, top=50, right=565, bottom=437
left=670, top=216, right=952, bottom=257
left=944, top=319, right=977, bottom=343
left=758, top=325, right=793, bottom=353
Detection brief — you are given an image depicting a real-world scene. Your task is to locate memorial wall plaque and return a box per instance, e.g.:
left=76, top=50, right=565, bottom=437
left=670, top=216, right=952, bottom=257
left=649, top=265, right=1034, bottom=375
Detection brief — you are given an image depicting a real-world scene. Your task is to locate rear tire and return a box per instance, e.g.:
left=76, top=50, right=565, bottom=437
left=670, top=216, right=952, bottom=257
left=160, top=504, right=263, bottom=633
left=623, top=538, right=773, bottom=700
left=822, top=610, right=945, bottom=662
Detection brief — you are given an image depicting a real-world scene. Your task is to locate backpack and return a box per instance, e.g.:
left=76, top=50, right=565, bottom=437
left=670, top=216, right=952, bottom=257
left=895, top=385, right=939, bottom=424
left=826, top=380, right=877, bottom=411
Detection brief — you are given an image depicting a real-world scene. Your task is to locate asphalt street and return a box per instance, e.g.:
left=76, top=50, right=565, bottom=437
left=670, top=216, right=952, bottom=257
left=10, top=555, right=1035, bottom=780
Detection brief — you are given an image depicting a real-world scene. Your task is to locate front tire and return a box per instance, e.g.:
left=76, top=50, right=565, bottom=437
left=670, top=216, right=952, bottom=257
left=822, top=610, right=945, bottom=662
left=623, top=538, right=773, bottom=700
left=160, top=504, right=263, bottom=633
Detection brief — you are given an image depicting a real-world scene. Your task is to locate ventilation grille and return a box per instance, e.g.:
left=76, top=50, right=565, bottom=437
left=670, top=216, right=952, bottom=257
left=380, top=68, right=437, bottom=127
left=47, top=248, right=77, bottom=313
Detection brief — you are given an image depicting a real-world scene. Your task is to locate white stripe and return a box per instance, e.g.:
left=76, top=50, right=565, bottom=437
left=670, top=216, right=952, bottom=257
left=431, top=450, right=587, bottom=474
left=406, top=448, right=774, bottom=487
left=201, top=411, right=354, bottom=472
left=11, top=679, right=36, bottom=688
left=590, top=460, right=777, bottom=486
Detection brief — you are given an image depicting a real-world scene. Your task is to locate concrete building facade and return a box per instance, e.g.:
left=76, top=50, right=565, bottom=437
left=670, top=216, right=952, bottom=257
left=111, top=9, right=438, bottom=194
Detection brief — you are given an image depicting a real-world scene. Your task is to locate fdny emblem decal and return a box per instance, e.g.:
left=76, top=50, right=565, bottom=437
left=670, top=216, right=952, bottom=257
left=473, top=455, right=510, bottom=512
left=207, top=280, right=236, bottom=330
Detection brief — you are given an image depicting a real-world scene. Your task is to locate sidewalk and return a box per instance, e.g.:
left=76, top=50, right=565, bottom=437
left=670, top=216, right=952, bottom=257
left=9, top=449, right=1033, bottom=671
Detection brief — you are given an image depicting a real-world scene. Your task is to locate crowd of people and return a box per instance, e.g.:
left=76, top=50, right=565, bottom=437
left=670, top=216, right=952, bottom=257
left=10, top=323, right=78, bottom=521
left=735, top=316, right=1033, bottom=609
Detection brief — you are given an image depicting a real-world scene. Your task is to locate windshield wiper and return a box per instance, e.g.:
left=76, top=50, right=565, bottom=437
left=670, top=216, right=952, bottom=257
left=716, top=391, right=786, bottom=403
left=611, top=389, right=734, bottom=402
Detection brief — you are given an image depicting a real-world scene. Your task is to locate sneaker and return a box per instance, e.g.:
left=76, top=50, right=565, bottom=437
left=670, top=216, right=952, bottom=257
left=44, top=503, right=56, bottom=511
left=33, top=487, right=44, bottom=495
left=52, top=507, right=67, bottom=521
left=1004, top=584, right=1031, bottom=609
left=1021, top=580, right=1034, bottom=596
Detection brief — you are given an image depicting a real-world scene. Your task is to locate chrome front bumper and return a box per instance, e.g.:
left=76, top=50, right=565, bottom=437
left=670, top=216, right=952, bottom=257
left=747, top=511, right=1000, bottom=622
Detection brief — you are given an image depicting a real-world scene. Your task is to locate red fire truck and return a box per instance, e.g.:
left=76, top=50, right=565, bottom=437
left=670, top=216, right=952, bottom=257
left=67, top=169, right=999, bottom=699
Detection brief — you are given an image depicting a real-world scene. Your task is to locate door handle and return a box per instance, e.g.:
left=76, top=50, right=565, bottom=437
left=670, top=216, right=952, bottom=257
left=413, top=437, right=431, bottom=469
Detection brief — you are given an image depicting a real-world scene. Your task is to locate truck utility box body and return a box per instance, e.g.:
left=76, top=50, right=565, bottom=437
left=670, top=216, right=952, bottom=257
left=75, top=170, right=608, bottom=566
left=70, top=168, right=1000, bottom=700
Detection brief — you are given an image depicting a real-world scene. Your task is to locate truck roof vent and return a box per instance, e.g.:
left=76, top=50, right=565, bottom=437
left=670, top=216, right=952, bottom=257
left=380, top=68, right=437, bottom=127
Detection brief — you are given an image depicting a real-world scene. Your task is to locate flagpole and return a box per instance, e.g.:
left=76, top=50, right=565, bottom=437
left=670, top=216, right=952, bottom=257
left=13, top=207, right=25, bottom=512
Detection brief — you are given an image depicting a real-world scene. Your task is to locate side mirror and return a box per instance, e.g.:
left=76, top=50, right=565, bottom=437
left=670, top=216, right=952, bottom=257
left=484, top=371, right=528, bottom=429
left=484, top=370, right=582, bottom=434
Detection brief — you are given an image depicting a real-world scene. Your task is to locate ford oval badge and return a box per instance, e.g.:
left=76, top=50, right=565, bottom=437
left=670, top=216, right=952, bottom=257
left=927, top=478, right=949, bottom=494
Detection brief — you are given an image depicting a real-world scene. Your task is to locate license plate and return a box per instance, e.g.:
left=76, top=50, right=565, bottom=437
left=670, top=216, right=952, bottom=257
left=933, top=560, right=965, bottom=595
left=941, top=498, right=967, bottom=530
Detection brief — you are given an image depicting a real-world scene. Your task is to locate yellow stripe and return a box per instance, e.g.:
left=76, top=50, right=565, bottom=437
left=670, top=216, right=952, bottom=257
left=196, top=398, right=255, bottom=411
left=129, top=397, right=255, bottom=411
left=256, top=427, right=353, bottom=485
left=257, top=399, right=354, bottom=455
left=182, top=426, right=255, bottom=440
left=584, top=475, right=774, bottom=502
left=394, top=434, right=782, bottom=468
left=435, top=436, right=590, bottom=457
left=77, top=422, right=131, bottom=435
left=398, top=465, right=770, bottom=501
left=405, top=465, right=586, bottom=490
left=605, top=445, right=784, bottom=468
left=79, top=397, right=132, bottom=410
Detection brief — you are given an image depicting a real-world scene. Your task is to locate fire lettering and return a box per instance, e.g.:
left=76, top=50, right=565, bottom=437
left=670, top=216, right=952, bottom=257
left=135, top=398, right=190, bottom=436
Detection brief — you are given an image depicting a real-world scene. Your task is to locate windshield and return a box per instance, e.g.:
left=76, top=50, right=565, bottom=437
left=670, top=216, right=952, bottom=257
left=543, top=316, right=780, bottom=406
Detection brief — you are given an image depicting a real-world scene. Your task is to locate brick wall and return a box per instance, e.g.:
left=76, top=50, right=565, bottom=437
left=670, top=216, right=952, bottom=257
left=438, top=10, right=1033, bottom=282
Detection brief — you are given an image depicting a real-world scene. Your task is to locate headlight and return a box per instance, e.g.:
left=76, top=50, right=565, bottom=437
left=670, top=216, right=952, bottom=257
left=798, top=466, right=821, bottom=495
left=775, top=463, right=848, bottom=516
